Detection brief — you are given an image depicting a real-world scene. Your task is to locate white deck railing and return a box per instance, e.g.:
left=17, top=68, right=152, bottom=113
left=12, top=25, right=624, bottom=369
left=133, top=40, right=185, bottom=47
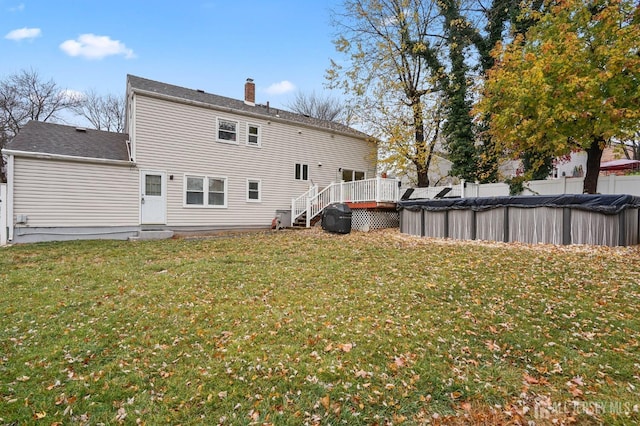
left=291, top=185, right=317, bottom=226
left=291, top=177, right=400, bottom=227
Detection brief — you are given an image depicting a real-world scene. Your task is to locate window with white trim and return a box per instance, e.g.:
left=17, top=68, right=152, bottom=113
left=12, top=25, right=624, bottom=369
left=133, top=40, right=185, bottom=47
left=295, top=163, right=308, bottom=181
left=185, top=175, right=227, bottom=207
left=247, top=124, right=261, bottom=146
left=208, top=178, right=226, bottom=206
left=247, top=179, right=261, bottom=202
left=217, top=118, right=238, bottom=143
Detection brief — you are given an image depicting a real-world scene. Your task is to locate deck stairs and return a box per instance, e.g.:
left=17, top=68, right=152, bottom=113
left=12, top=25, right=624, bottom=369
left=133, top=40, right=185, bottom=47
left=290, top=177, right=400, bottom=228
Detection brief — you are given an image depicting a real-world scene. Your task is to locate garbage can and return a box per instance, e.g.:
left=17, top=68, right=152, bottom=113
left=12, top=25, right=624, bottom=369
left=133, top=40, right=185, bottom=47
left=322, top=203, right=352, bottom=234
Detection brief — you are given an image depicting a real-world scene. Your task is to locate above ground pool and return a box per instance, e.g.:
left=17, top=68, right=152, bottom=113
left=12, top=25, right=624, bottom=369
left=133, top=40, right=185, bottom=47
left=397, top=194, right=640, bottom=246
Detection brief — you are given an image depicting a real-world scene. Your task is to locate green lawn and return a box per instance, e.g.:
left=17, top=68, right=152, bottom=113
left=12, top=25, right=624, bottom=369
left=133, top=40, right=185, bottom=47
left=1, top=229, right=639, bottom=425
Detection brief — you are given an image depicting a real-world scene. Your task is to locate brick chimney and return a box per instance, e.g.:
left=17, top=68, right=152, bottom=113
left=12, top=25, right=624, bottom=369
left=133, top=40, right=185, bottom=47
left=244, top=78, right=255, bottom=106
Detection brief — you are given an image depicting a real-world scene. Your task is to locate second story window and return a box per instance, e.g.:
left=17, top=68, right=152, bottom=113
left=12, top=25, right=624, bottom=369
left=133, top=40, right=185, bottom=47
left=217, top=118, right=238, bottom=143
left=247, top=124, right=260, bottom=146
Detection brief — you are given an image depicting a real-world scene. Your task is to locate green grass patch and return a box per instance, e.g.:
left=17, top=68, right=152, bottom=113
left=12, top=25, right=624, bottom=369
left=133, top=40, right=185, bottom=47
left=1, top=230, right=639, bottom=424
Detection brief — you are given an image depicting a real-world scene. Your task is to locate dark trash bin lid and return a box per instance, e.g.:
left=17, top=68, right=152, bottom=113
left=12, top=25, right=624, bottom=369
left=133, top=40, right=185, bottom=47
left=326, top=203, right=351, bottom=213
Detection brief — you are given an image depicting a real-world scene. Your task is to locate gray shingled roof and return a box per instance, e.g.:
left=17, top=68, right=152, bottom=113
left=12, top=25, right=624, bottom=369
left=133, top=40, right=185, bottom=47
left=6, top=121, right=130, bottom=161
left=127, top=75, right=370, bottom=139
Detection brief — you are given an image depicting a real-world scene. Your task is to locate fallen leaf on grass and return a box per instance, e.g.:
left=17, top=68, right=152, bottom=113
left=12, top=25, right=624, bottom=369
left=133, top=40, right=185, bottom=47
left=523, top=373, right=539, bottom=384
left=571, top=376, right=584, bottom=386
left=338, top=343, right=353, bottom=353
left=567, top=384, right=584, bottom=398
left=485, top=340, right=500, bottom=352
left=115, top=407, right=127, bottom=422
left=355, top=370, right=372, bottom=379
left=320, top=395, right=330, bottom=410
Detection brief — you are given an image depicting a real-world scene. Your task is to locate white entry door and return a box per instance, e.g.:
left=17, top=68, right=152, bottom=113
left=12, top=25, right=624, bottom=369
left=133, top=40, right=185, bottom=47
left=140, top=171, right=166, bottom=224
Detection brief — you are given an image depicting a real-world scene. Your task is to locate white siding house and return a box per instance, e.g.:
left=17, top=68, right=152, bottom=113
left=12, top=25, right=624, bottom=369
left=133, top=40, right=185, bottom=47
left=2, top=75, right=377, bottom=243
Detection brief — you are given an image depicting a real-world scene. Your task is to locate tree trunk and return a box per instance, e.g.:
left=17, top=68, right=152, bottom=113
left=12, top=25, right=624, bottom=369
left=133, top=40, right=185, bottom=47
left=412, top=100, right=429, bottom=187
left=583, top=137, right=604, bottom=194
left=416, top=164, right=429, bottom=187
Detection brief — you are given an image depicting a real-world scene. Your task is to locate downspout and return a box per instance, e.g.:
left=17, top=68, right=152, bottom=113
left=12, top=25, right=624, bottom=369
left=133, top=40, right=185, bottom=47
left=7, top=154, right=14, bottom=241
left=129, top=94, right=137, bottom=162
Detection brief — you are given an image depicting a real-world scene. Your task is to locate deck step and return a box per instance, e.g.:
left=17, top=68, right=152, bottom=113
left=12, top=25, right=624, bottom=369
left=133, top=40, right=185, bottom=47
left=292, top=213, right=322, bottom=228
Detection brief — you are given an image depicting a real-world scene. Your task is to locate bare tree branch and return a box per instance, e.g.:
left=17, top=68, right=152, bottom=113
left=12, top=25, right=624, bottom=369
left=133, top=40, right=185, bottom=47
left=72, top=90, right=126, bottom=133
left=0, top=69, right=80, bottom=182
left=286, top=91, right=349, bottom=124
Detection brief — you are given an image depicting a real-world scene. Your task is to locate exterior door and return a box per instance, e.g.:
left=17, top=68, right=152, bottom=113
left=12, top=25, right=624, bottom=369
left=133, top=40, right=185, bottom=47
left=140, top=171, right=166, bottom=224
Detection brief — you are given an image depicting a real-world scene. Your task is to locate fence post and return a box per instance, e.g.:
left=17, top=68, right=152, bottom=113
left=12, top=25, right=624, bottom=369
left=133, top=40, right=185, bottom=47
left=376, top=176, right=381, bottom=202
left=460, top=179, right=465, bottom=198
left=339, top=180, right=344, bottom=203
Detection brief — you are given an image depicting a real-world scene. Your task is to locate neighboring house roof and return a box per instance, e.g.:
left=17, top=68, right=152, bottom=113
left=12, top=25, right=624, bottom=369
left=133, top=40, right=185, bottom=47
left=5, top=121, right=130, bottom=161
left=600, top=159, right=640, bottom=171
left=127, top=74, right=370, bottom=139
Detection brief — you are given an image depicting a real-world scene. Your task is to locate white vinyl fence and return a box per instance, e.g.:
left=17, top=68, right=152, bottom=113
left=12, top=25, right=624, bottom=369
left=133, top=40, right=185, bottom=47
left=0, top=184, right=7, bottom=246
left=462, top=175, right=640, bottom=198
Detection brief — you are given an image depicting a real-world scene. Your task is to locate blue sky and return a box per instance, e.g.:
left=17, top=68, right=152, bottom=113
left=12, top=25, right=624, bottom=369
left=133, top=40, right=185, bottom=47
left=1, top=0, right=344, bottom=109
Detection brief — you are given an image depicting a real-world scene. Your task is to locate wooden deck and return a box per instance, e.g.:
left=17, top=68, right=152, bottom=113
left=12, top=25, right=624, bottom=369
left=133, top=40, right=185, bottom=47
left=345, top=201, right=397, bottom=210
left=292, top=177, right=400, bottom=227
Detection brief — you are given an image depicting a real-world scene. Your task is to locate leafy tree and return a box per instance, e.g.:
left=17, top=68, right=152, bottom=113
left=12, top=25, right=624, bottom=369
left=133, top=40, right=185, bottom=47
left=0, top=69, right=80, bottom=182
left=437, top=0, right=549, bottom=183
left=397, top=0, right=544, bottom=184
left=437, top=0, right=478, bottom=182
left=328, top=0, right=445, bottom=187
left=476, top=0, right=640, bottom=193
left=72, top=90, right=126, bottom=132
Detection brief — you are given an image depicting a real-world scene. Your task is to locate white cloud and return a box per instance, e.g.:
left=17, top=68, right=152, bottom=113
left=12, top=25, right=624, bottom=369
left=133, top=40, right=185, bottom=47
left=9, top=3, right=25, bottom=12
left=59, top=89, right=85, bottom=103
left=5, top=27, right=41, bottom=41
left=264, top=80, right=296, bottom=95
left=59, top=34, right=135, bottom=60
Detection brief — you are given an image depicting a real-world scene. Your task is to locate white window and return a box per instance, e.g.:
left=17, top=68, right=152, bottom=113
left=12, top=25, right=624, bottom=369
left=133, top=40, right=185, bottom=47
left=295, top=163, right=309, bottom=181
left=217, top=118, right=238, bottom=143
left=247, top=124, right=261, bottom=147
left=208, top=178, right=226, bottom=206
left=186, top=176, right=204, bottom=205
left=184, top=175, right=227, bottom=207
left=247, top=179, right=261, bottom=202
